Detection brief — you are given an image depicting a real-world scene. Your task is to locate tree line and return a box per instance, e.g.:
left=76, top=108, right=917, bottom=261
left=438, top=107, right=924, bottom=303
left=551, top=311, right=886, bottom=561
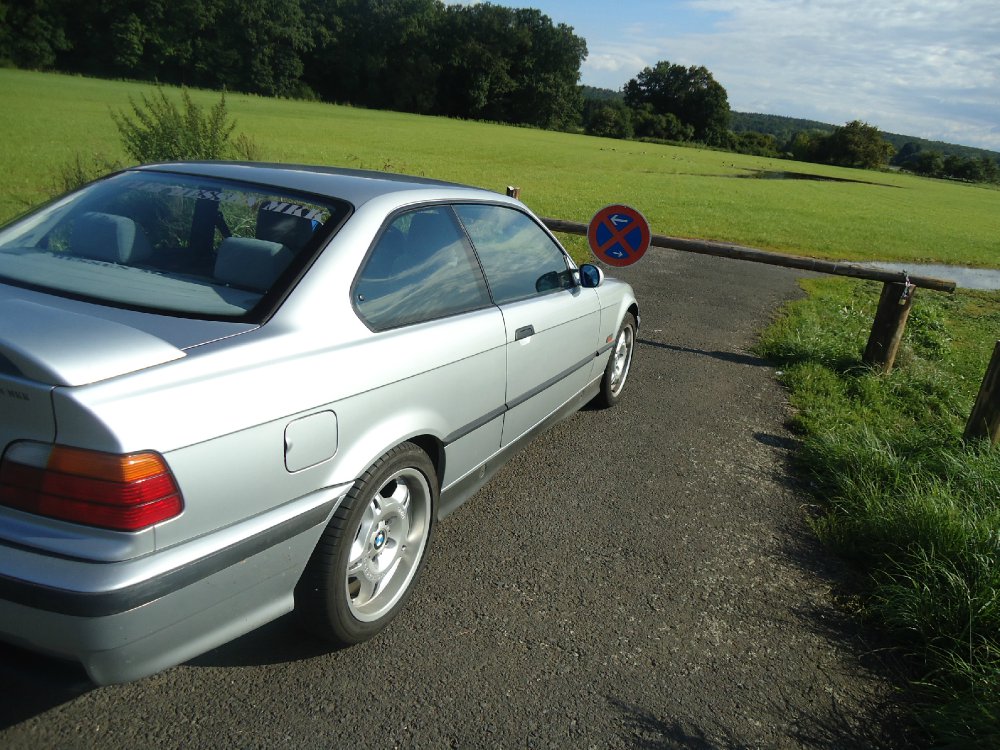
left=0, top=0, right=587, bottom=130
left=584, top=86, right=1000, bottom=183
left=729, top=112, right=1000, bottom=183
left=3, top=0, right=997, bottom=183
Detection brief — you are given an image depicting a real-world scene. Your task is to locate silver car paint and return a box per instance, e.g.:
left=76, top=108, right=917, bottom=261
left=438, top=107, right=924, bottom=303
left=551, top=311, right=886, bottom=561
left=498, top=287, right=601, bottom=446
left=0, top=489, right=337, bottom=684
left=0, top=298, right=186, bottom=386
left=0, top=164, right=639, bottom=683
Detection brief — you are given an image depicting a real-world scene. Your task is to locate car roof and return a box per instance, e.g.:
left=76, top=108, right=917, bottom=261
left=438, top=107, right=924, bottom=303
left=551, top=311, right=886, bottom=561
left=135, top=162, right=497, bottom=207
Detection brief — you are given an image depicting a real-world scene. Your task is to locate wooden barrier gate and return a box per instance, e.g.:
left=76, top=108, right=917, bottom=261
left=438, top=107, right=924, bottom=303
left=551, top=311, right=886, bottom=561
left=515, top=200, right=998, bottom=446
left=538, top=215, right=956, bottom=374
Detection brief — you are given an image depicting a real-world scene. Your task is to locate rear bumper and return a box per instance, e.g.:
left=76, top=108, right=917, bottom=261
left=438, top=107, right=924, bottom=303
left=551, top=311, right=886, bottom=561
left=0, top=487, right=345, bottom=684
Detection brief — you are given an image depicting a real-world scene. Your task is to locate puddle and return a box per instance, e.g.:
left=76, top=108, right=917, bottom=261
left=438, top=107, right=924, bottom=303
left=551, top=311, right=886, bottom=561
left=865, top=262, right=1000, bottom=291
left=738, top=169, right=899, bottom=187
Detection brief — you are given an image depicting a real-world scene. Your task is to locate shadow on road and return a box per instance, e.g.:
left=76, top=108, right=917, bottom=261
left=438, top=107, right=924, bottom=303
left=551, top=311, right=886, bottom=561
left=753, top=431, right=799, bottom=452
left=608, top=698, right=723, bottom=749
left=610, top=684, right=911, bottom=750
left=0, top=614, right=336, bottom=730
left=637, top=339, right=771, bottom=368
left=0, top=642, right=92, bottom=730
left=185, top=613, right=336, bottom=669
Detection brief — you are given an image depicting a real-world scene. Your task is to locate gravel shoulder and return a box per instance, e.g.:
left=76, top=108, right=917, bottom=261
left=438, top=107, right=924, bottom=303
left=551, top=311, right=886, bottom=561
left=0, top=247, right=906, bottom=748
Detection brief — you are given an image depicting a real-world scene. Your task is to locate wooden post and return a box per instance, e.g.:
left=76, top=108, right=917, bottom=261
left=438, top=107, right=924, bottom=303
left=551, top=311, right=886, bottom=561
left=964, top=341, right=1000, bottom=445
left=863, top=281, right=916, bottom=373
left=505, top=186, right=521, bottom=199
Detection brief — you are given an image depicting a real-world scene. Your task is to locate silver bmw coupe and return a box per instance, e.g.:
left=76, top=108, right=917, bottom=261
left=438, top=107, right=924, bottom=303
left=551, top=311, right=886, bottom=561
left=0, top=162, right=638, bottom=684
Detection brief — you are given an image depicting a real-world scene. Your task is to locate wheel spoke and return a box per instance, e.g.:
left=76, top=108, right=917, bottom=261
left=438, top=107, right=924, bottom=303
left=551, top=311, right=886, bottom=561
left=342, top=464, right=432, bottom=623
left=346, top=555, right=365, bottom=578
left=378, top=478, right=410, bottom=517
left=350, top=571, right=377, bottom=605
left=611, top=325, right=633, bottom=394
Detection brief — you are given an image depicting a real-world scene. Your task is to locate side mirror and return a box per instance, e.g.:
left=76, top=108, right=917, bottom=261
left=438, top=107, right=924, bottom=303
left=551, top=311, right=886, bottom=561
left=578, top=263, right=604, bottom=288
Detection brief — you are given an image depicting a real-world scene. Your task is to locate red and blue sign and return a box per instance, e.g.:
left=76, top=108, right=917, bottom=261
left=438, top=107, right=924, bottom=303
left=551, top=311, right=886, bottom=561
left=587, top=205, right=651, bottom=267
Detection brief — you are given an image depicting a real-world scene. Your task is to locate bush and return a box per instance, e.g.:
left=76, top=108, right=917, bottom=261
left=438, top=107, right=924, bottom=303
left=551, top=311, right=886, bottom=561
left=55, top=152, right=123, bottom=194
left=111, top=86, right=260, bottom=163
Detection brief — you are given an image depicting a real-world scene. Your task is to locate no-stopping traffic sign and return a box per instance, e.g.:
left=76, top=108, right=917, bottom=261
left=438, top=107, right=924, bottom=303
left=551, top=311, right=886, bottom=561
left=587, top=204, right=651, bottom=267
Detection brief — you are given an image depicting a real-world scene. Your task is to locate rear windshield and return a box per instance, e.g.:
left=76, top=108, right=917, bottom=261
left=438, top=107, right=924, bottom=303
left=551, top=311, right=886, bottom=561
left=0, top=170, right=350, bottom=320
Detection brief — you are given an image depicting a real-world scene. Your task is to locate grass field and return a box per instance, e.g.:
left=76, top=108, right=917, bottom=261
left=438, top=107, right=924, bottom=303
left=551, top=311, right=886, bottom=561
left=758, top=280, right=1000, bottom=747
left=2, top=68, right=999, bottom=269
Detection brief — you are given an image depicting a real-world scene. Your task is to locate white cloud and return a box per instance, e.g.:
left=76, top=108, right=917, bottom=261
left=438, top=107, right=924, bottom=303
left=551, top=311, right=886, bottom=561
left=581, top=0, right=1000, bottom=149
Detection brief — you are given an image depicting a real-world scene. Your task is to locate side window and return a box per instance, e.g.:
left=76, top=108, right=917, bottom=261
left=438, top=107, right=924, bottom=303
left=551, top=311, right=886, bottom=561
left=455, top=204, right=574, bottom=305
left=354, top=206, right=491, bottom=330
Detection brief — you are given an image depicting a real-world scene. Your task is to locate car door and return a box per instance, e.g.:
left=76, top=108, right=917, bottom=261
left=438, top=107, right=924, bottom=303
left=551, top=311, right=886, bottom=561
left=353, top=205, right=507, bottom=495
left=454, top=204, right=601, bottom=447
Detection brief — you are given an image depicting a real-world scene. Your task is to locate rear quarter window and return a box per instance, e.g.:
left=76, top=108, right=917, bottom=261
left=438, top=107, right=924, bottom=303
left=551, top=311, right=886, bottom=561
left=354, top=206, right=492, bottom=330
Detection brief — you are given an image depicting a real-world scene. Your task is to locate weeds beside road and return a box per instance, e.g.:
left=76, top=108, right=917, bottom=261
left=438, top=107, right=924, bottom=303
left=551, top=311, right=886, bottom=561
left=759, top=278, right=1000, bottom=747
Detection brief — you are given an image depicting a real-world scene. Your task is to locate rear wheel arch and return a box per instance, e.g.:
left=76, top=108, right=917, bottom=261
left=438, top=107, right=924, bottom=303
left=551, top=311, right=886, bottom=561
left=407, top=433, right=445, bottom=492
left=295, top=440, right=438, bottom=644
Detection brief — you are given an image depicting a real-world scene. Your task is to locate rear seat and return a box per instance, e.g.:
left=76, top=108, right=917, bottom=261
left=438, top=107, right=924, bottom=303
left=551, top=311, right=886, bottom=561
left=214, top=237, right=294, bottom=293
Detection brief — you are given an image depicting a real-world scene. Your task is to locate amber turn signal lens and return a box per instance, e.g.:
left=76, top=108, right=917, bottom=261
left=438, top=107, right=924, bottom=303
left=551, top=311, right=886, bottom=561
left=0, top=442, right=183, bottom=532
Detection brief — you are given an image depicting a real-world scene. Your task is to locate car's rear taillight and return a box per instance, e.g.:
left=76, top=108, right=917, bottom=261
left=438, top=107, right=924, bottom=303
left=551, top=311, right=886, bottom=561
left=0, top=442, right=183, bottom=531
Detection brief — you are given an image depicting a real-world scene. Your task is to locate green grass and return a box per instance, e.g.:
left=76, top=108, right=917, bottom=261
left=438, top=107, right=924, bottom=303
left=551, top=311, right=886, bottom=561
left=758, top=279, right=1000, bottom=747
left=2, top=68, right=999, bottom=268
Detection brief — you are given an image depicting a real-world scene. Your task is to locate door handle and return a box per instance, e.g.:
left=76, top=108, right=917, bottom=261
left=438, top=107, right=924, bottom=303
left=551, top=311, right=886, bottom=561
left=514, top=325, right=535, bottom=341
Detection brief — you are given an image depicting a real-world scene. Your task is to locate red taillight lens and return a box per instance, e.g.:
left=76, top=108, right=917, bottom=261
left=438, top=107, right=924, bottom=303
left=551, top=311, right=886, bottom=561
left=0, top=443, right=183, bottom=532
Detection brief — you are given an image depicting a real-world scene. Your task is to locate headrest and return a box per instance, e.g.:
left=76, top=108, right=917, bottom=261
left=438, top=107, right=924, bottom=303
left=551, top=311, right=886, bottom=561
left=214, top=237, right=294, bottom=293
left=256, top=208, right=316, bottom=251
left=72, top=212, right=152, bottom=264
left=406, top=211, right=452, bottom=254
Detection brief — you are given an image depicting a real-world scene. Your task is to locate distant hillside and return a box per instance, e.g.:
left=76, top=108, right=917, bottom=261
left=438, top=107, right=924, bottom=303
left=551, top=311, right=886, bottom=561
left=580, top=88, right=998, bottom=160
left=729, top=112, right=834, bottom=142
left=730, top=111, right=1000, bottom=161
left=580, top=85, right=623, bottom=102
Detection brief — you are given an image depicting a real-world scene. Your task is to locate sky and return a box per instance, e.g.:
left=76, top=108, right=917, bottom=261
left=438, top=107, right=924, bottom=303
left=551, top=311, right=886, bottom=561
left=488, top=0, right=1000, bottom=151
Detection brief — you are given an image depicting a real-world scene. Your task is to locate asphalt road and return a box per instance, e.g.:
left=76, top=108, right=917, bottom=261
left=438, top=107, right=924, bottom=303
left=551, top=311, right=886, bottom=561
left=1, top=248, right=904, bottom=749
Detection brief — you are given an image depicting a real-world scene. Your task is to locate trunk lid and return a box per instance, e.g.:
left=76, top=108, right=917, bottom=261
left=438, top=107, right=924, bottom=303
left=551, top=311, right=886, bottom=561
left=0, top=298, right=187, bottom=387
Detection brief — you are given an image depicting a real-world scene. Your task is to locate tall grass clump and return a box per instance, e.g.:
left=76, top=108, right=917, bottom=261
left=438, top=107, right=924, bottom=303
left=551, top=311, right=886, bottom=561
left=51, top=86, right=265, bottom=196
left=112, top=86, right=260, bottom=164
left=758, top=278, right=1000, bottom=747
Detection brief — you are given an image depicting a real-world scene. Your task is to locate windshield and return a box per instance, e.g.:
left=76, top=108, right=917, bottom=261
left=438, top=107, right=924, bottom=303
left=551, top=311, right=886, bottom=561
left=0, top=170, right=351, bottom=320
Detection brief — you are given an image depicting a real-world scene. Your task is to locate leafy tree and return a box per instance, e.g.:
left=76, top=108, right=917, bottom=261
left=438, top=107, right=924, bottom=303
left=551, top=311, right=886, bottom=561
left=822, top=120, right=894, bottom=169
left=124, top=0, right=228, bottom=86
left=500, top=8, right=587, bottom=129
left=436, top=3, right=515, bottom=120
left=732, top=131, right=779, bottom=157
left=787, top=131, right=824, bottom=161
left=585, top=102, right=633, bottom=139
left=437, top=4, right=586, bottom=128
left=631, top=103, right=692, bottom=141
left=305, top=0, right=442, bottom=112
left=911, top=150, right=945, bottom=177
left=211, top=0, right=313, bottom=97
left=623, top=61, right=730, bottom=144
left=1, top=0, right=71, bottom=68
left=978, top=156, right=1000, bottom=183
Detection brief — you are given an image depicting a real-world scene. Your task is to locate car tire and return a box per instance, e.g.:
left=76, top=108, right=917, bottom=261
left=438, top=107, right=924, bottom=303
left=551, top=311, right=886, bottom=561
left=295, top=442, right=436, bottom=645
left=594, top=312, right=636, bottom=408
